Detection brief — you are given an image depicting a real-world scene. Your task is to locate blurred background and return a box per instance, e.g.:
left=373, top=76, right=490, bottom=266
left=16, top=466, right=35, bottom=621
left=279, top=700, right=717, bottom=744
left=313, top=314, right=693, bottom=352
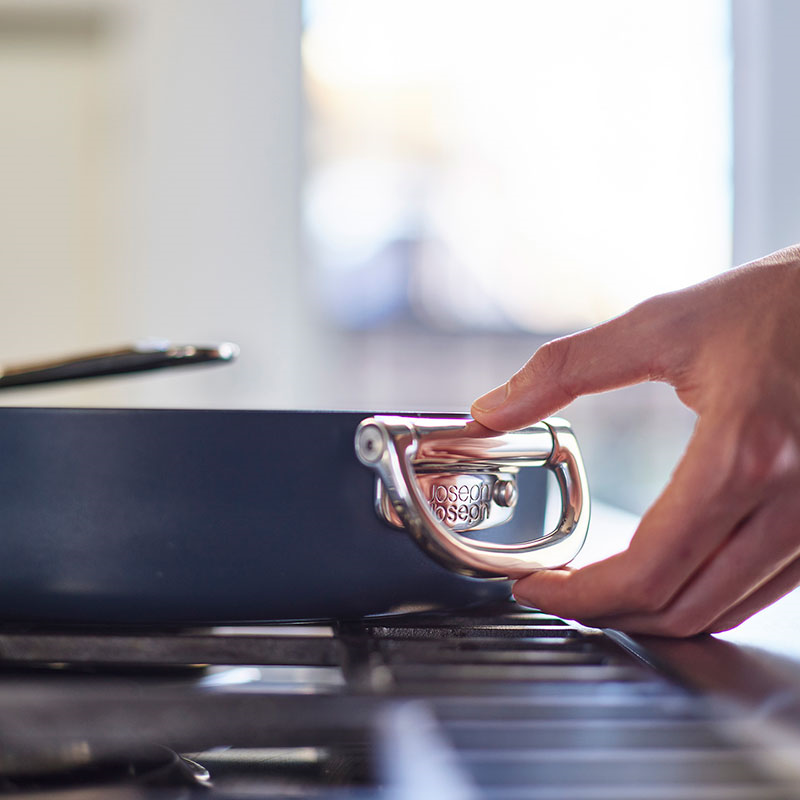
left=1, top=0, right=799, bottom=514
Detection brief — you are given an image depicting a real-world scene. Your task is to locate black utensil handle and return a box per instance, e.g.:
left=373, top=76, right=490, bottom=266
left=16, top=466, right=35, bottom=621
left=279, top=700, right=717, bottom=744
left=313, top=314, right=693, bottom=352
left=0, top=342, right=238, bottom=389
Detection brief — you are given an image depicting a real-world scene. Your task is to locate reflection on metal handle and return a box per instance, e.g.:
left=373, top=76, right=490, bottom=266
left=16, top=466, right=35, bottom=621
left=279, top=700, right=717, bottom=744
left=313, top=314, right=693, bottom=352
left=355, top=415, right=590, bottom=578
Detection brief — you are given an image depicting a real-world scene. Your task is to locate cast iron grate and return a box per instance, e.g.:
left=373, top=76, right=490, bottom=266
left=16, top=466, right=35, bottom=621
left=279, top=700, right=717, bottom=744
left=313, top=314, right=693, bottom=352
left=0, top=601, right=796, bottom=798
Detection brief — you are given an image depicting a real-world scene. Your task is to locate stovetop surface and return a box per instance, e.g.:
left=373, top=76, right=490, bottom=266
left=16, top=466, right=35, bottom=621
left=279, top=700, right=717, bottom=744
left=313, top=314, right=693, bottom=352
left=1, top=601, right=799, bottom=799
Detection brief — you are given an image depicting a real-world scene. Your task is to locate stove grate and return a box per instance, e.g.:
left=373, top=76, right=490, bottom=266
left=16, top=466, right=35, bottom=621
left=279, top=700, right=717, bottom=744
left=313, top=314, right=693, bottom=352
left=0, top=602, right=797, bottom=798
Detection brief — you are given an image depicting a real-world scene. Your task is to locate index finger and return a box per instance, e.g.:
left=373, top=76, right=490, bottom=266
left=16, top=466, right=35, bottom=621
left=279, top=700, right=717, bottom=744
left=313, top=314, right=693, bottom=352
left=471, top=294, right=685, bottom=432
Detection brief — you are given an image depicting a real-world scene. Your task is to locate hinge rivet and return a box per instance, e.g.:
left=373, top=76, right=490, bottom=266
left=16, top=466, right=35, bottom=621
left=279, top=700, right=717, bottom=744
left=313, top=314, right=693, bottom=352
left=493, top=479, right=518, bottom=508
left=356, top=424, right=386, bottom=464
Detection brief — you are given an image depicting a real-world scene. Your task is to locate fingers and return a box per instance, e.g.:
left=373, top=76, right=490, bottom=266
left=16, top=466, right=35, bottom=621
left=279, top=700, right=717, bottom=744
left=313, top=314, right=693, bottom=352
left=577, top=491, right=800, bottom=636
left=471, top=295, right=683, bottom=431
left=708, top=555, right=800, bottom=633
left=512, top=416, right=765, bottom=625
left=516, top=470, right=800, bottom=638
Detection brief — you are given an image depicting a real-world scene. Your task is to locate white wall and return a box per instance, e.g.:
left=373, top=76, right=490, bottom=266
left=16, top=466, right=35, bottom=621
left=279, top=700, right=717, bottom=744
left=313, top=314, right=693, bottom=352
left=0, top=0, right=312, bottom=409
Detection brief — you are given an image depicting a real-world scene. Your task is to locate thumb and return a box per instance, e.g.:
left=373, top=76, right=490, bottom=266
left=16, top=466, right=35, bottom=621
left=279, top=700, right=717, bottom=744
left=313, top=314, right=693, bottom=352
left=471, top=298, right=671, bottom=431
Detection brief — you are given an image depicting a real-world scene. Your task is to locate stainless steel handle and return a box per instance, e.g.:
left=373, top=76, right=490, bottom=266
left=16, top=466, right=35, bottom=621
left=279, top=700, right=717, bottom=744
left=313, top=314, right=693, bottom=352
left=355, top=415, right=590, bottom=578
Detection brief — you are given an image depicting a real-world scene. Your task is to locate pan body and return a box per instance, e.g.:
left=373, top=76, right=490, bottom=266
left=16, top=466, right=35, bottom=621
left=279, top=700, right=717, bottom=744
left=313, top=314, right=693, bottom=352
left=0, top=409, right=546, bottom=624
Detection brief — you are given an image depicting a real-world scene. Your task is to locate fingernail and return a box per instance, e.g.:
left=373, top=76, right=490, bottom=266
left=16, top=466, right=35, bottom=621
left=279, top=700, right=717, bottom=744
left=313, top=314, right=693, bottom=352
left=472, top=383, right=510, bottom=413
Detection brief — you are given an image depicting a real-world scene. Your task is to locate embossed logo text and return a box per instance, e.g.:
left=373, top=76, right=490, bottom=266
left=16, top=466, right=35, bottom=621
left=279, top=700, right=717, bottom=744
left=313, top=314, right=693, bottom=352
left=428, top=482, right=491, bottom=527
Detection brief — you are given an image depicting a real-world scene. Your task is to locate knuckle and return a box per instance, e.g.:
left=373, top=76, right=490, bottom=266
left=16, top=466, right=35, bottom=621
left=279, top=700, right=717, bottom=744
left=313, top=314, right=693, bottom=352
left=517, top=338, right=576, bottom=402
left=718, top=414, right=800, bottom=497
left=529, top=339, right=571, bottom=380
left=630, top=291, right=682, bottom=334
left=630, top=292, right=670, bottom=321
left=629, top=291, right=694, bottom=380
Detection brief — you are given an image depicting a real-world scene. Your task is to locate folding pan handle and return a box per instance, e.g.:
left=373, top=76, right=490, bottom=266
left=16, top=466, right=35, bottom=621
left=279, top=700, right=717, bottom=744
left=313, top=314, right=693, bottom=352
left=355, top=415, right=590, bottom=578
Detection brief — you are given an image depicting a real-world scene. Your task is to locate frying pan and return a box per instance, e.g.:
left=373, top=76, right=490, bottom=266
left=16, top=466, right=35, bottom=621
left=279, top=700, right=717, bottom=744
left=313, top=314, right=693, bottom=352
left=0, top=344, right=589, bottom=623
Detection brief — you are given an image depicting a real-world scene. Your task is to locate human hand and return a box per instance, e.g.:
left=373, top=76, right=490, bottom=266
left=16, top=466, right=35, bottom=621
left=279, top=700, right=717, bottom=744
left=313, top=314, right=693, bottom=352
left=471, top=245, right=800, bottom=636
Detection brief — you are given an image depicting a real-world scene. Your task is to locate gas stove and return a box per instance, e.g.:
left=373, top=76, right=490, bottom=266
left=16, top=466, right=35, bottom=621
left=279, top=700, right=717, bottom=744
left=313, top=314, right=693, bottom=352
left=1, top=599, right=799, bottom=799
